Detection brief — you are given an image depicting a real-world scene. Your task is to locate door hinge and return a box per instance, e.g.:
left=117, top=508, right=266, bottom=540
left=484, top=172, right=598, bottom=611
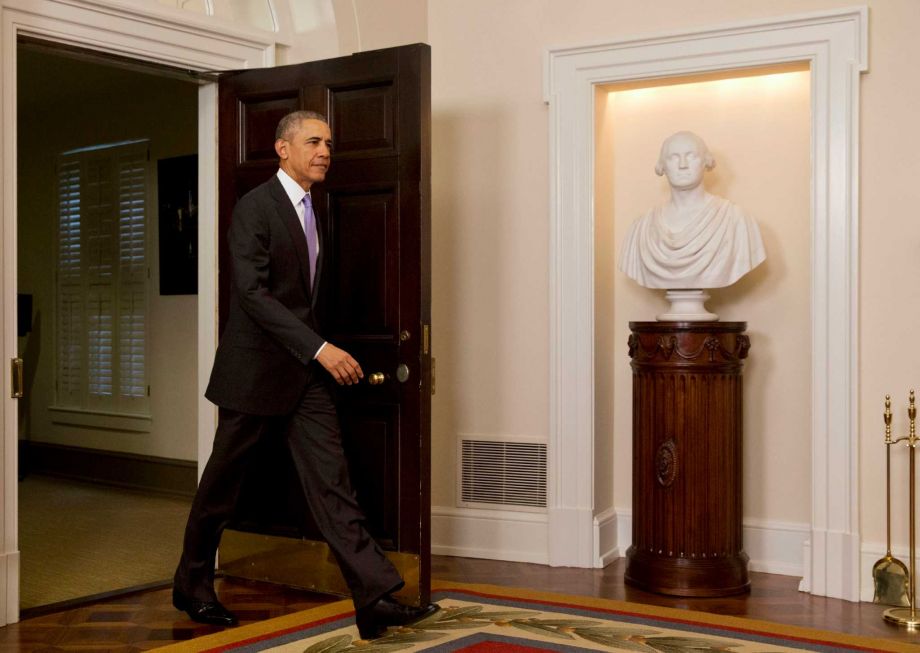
left=11, top=358, right=23, bottom=399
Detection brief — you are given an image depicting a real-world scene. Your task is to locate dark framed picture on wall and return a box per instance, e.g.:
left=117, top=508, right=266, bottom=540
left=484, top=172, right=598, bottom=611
left=157, top=154, right=198, bottom=295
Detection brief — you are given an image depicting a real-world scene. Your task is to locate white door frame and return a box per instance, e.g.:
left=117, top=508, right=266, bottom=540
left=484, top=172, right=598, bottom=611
left=544, top=7, right=867, bottom=601
left=0, top=0, right=276, bottom=624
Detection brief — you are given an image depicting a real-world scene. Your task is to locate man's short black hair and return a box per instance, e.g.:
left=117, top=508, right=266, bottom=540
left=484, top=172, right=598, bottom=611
left=275, top=111, right=328, bottom=141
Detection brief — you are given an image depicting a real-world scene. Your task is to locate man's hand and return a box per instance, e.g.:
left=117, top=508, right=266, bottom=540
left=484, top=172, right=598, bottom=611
left=316, top=343, right=364, bottom=385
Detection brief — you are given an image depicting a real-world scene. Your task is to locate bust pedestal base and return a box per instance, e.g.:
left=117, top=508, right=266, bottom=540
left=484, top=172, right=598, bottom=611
left=657, top=289, right=717, bottom=321
left=625, top=321, right=751, bottom=597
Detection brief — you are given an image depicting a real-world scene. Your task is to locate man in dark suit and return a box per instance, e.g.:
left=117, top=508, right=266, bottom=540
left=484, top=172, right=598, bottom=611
left=173, top=110, right=438, bottom=639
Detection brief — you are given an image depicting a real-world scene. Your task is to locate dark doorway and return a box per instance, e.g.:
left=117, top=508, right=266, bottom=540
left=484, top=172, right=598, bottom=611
left=16, top=41, right=199, bottom=611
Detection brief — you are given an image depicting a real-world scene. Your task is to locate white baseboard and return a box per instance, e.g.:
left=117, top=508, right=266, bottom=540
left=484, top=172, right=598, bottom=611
left=434, top=505, right=808, bottom=581
left=803, top=529, right=860, bottom=601
left=593, top=507, right=620, bottom=568
left=608, top=509, right=809, bottom=578
left=743, top=518, right=810, bottom=577
left=0, top=549, right=19, bottom=625
left=432, top=506, right=548, bottom=564
left=799, top=539, right=811, bottom=592
left=616, top=508, right=632, bottom=553
left=547, top=506, right=594, bottom=567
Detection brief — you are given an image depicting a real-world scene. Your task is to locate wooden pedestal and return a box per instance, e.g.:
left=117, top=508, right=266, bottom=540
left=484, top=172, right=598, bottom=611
left=625, top=321, right=751, bottom=597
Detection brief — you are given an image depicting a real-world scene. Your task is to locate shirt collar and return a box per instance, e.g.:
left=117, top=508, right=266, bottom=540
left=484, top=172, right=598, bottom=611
left=276, top=168, right=309, bottom=206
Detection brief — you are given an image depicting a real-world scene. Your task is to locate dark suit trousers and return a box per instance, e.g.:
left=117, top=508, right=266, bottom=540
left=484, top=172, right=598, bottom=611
left=174, top=370, right=403, bottom=609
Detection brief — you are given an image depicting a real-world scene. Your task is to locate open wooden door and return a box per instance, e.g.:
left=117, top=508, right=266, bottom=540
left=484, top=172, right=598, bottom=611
left=214, top=44, right=432, bottom=605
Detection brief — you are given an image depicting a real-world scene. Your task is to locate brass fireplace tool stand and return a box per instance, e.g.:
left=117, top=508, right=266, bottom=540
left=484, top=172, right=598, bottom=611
left=883, top=391, right=920, bottom=628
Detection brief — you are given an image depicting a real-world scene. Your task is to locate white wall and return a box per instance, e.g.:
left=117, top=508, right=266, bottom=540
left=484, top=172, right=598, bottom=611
left=280, top=0, right=428, bottom=64
left=17, top=49, right=199, bottom=460
left=857, top=0, right=920, bottom=589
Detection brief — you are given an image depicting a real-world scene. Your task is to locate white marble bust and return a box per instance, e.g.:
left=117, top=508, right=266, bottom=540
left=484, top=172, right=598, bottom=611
left=618, top=131, right=766, bottom=320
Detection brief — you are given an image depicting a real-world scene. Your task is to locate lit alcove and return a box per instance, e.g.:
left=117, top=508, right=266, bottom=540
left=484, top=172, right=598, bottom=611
left=593, top=64, right=813, bottom=577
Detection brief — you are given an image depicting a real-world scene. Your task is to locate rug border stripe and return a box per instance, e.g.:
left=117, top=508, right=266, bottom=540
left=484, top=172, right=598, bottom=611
left=155, top=599, right=354, bottom=653
left=201, top=610, right=352, bottom=653
left=152, top=580, right=912, bottom=653
left=432, top=581, right=912, bottom=653
left=443, top=589, right=863, bottom=650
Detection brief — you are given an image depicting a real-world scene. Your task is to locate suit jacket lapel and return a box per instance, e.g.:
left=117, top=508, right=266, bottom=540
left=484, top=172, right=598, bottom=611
left=269, top=176, right=314, bottom=298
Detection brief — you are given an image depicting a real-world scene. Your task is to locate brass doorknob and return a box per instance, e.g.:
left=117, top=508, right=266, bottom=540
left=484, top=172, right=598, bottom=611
left=368, top=372, right=386, bottom=385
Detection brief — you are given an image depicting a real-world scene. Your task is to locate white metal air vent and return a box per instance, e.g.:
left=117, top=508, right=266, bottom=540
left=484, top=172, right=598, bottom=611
left=460, top=439, right=547, bottom=509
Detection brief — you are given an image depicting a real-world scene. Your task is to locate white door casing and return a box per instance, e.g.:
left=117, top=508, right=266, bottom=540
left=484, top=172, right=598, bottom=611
left=544, top=7, right=867, bottom=601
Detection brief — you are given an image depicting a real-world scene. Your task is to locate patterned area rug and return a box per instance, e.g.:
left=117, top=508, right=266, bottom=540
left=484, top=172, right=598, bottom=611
left=156, top=581, right=909, bottom=652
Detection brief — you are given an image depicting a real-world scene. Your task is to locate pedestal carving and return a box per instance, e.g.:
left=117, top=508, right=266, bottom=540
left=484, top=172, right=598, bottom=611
left=625, top=321, right=750, bottom=597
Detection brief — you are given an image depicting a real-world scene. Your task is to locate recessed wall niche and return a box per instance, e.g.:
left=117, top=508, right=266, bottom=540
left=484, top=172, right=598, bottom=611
left=593, top=64, right=812, bottom=562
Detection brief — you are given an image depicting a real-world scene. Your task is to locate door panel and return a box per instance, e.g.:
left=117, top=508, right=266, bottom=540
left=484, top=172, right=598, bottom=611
left=330, top=84, right=396, bottom=157
left=328, top=189, right=399, bottom=334
left=340, top=405, right=400, bottom=547
left=240, top=95, right=300, bottom=162
left=216, top=44, right=431, bottom=604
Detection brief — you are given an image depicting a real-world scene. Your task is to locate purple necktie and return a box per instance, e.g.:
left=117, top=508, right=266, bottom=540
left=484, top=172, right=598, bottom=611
left=302, top=193, right=318, bottom=286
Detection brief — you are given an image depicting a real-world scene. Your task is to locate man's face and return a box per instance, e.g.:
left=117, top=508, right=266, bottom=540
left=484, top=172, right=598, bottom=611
left=662, top=134, right=705, bottom=191
left=275, top=119, right=332, bottom=189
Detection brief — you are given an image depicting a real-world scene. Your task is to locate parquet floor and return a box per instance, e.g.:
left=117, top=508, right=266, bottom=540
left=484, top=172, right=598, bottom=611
left=1, top=556, right=919, bottom=651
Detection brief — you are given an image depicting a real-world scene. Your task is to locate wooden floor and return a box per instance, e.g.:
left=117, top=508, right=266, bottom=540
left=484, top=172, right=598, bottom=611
left=0, top=556, right=918, bottom=651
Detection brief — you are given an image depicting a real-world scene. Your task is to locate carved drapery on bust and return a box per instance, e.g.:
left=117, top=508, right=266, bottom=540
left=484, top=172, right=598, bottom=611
left=619, top=195, right=765, bottom=289
left=618, top=132, right=766, bottom=318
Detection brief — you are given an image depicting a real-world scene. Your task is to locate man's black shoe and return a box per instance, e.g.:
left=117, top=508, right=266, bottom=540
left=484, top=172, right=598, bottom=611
left=355, top=595, right=440, bottom=639
left=172, top=588, right=239, bottom=627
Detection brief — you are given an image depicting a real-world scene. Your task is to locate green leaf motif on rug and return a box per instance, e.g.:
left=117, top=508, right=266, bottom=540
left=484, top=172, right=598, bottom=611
left=302, top=604, right=742, bottom=652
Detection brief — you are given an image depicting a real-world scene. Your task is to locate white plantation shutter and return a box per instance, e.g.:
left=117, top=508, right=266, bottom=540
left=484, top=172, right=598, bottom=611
left=85, top=156, right=116, bottom=408
left=117, top=151, right=148, bottom=407
left=57, top=160, right=83, bottom=405
left=55, top=140, right=149, bottom=415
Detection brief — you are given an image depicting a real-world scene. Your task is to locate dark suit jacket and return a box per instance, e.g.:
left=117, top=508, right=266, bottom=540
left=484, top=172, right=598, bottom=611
left=206, top=175, right=326, bottom=415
